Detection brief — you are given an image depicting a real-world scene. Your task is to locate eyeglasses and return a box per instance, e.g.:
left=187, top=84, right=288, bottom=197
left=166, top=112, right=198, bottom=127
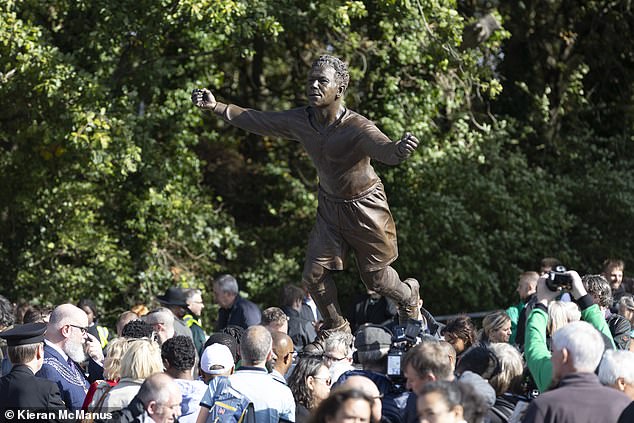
left=68, top=324, right=88, bottom=335
left=324, top=354, right=347, bottom=362
left=312, top=376, right=332, bottom=386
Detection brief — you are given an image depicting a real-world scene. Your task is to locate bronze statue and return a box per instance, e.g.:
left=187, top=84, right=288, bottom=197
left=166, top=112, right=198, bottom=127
left=192, top=55, right=421, bottom=337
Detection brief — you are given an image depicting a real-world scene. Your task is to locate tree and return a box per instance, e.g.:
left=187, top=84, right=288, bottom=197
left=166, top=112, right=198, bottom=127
left=2, top=0, right=633, bottom=323
left=0, top=0, right=242, bottom=321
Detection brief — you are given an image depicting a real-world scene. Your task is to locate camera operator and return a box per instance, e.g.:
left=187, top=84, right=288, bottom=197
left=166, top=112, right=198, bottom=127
left=334, top=324, right=413, bottom=423
left=524, top=269, right=615, bottom=393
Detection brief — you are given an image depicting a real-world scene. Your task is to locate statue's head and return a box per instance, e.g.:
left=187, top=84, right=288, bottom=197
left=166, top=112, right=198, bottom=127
left=310, top=55, right=350, bottom=94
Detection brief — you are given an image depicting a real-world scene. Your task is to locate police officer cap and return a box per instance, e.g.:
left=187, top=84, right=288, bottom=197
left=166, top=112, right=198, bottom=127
left=0, top=322, right=47, bottom=346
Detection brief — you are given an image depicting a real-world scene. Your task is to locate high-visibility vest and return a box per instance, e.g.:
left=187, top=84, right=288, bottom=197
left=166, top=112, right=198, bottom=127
left=97, top=325, right=109, bottom=349
left=183, top=314, right=202, bottom=329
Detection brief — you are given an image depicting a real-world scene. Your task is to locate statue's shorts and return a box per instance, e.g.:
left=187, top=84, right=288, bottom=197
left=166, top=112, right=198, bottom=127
left=304, top=181, right=398, bottom=273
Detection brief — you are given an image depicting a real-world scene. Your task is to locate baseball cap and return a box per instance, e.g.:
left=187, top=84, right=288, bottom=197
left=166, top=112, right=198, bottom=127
left=200, top=343, right=235, bottom=375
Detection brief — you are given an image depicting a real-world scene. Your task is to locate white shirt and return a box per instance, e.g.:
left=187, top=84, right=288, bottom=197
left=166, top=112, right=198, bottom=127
left=44, top=339, right=69, bottom=362
left=229, top=367, right=295, bottom=422
left=304, top=297, right=319, bottom=321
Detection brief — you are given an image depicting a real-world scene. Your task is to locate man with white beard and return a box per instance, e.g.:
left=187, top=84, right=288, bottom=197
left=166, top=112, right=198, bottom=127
left=36, top=304, right=104, bottom=410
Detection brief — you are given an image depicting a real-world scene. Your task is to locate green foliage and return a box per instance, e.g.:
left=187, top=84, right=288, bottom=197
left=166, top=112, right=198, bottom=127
left=1, top=0, right=633, bottom=325
left=388, top=119, right=575, bottom=312
left=0, top=0, right=242, bottom=323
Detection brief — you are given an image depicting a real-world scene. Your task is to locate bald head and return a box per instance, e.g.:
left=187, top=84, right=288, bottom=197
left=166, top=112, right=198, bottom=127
left=137, top=373, right=182, bottom=422
left=45, top=304, right=90, bottom=362
left=46, top=304, right=89, bottom=343
left=137, top=373, right=179, bottom=404
left=48, top=304, right=89, bottom=330
left=339, top=375, right=381, bottom=423
left=241, top=325, right=273, bottom=366
left=271, top=331, right=294, bottom=375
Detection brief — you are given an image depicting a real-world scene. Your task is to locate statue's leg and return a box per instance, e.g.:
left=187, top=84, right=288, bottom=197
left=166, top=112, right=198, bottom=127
left=302, top=261, right=349, bottom=332
left=360, top=266, right=421, bottom=324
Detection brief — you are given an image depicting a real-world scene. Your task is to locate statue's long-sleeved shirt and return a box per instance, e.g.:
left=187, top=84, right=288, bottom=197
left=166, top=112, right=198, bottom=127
left=212, top=103, right=407, bottom=199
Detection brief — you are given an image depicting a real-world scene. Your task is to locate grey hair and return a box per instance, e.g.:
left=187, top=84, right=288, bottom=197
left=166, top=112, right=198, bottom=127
left=552, top=321, right=604, bottom=372
left=324, top=330, right=354, bottom=358
left=582, top=274, right=612, bottom=309
left=214, top=274, right=239, bottom=296
left=598, top=349, right=634, bottom=386
left=488, top=343, right=524, bottom=396
left=261, top=307, right=289, bottom=327
left=619, top=295, right=634, bottom=313
left=143, top=307, right=175, bottom=330
left=0, top=295, right=14, bottom=328
left=183, top=288, right=202, bottom=302
left=403, top=341, right=453, bottom=382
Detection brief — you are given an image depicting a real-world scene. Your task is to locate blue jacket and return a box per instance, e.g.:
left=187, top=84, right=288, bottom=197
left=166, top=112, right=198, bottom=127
left=215, top=296, right=261, bottom=330
left=36, top=343, right=90, bottom=410
left=335, top=369, right=412, bottom=423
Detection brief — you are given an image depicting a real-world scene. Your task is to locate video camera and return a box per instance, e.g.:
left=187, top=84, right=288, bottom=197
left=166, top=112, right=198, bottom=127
left=386, top=319, right=424, bottom=387
left=545, top=265, right=573, bottom=292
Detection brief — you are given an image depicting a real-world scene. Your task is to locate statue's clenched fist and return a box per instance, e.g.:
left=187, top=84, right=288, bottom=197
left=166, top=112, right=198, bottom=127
left=191, top=88, right=217, bottom=110
left=396, top=132, right=419, bottom=159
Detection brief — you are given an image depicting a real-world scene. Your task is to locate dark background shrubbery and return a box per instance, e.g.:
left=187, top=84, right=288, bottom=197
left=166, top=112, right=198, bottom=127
left=1, top=0, right=632, bottom=326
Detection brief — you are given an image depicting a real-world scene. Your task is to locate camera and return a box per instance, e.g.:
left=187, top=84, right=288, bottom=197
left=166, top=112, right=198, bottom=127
left=386, top=319, right=424, bottom=387
left=545, top=265, right=573, bottom=292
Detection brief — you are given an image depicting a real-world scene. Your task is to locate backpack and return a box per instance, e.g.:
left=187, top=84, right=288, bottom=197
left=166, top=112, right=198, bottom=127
left=207, top=376, right=256, bottom=423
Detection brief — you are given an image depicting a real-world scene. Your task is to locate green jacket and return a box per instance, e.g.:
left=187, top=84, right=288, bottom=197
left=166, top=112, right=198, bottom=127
left=183, top=314, right=207, bottom=356
left=506, top=301, right=525, bottom=345
left=524, top=296, right=614, bottom=393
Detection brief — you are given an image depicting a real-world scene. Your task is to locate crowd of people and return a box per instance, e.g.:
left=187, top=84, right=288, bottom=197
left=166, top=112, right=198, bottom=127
left=1, top=258, right=634, bottom=422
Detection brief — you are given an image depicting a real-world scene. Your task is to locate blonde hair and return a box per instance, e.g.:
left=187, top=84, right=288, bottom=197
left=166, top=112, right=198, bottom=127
left=548, top=301, right=580, bottom=335
left=119, top=338, right=163, bottom=380
left=488, top=343, right=524, bottom=396
left=481, top=311, right=511, bottom=342
left=131, top=304, right=149, bottom=317
left=103, top=337, right=131, bottom=381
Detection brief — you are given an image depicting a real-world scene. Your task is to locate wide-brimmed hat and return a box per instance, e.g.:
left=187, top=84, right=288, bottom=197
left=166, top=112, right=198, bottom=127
left=156, top=287, right=188, bottom=307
